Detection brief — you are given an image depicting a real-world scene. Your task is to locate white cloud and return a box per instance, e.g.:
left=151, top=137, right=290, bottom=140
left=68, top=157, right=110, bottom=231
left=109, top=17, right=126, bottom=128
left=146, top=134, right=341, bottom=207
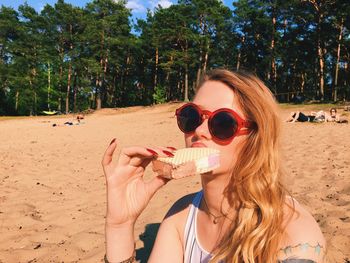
left=149, top=0, right=173, bottom=9
left=126, top=0, right=146, bottom=13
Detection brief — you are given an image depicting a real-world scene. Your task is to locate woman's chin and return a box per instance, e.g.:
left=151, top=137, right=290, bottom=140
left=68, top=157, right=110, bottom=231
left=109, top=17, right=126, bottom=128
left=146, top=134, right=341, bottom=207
left=200, top=168, right=228, bottom=180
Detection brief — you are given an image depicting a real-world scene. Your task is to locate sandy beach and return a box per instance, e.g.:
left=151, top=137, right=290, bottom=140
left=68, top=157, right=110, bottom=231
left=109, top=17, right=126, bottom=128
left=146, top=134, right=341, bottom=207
left=0, top=103, right=349, bottom=263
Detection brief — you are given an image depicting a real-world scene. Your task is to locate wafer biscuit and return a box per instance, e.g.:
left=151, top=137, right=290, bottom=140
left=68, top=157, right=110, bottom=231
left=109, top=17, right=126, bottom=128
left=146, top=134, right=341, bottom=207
left=152, top=148, right=220, bottom=179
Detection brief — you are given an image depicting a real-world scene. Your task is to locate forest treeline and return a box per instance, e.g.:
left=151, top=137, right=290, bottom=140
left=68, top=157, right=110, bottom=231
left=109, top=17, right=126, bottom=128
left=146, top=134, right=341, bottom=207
left=0, top=0, right=349, bottom=115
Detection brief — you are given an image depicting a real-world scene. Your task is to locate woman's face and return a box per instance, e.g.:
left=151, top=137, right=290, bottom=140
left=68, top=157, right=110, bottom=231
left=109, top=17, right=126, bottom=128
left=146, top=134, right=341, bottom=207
left=184, top=80, right=249, bottom=177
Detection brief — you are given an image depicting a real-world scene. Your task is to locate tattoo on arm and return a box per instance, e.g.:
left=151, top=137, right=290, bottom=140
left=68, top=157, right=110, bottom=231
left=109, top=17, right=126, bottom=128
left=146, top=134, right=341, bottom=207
left=278, top=243, right=324, bottom=263
left=279, top=259, right=316, bottom=263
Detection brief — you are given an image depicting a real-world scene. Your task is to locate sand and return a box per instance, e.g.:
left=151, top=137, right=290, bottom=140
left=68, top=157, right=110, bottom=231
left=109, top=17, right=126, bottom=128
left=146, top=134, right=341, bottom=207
left=0, top=103, right=349, bottom=263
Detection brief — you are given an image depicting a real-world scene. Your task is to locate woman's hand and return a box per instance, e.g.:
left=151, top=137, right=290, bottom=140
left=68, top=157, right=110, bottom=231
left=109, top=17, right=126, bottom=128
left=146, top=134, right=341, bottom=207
left=102, top=139, right=172, bottom=227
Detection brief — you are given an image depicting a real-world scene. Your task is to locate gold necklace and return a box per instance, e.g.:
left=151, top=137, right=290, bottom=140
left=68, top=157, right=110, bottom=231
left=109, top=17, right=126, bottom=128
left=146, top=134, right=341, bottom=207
left=202, top=196, right=227, bottom=224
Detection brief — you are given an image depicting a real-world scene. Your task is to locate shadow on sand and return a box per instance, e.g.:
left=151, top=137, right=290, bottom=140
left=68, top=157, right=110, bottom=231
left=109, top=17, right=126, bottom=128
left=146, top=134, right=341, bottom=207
left=136, top=223, right=161, bottom=263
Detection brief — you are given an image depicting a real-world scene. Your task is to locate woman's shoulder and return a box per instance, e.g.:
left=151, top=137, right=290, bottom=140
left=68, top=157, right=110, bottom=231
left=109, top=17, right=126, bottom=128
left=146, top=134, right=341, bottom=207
left=158, top=192, right=199, bottom=245
left=164, top=191, right=199, bottom=221
left=279, top=196, right=326, bottom=262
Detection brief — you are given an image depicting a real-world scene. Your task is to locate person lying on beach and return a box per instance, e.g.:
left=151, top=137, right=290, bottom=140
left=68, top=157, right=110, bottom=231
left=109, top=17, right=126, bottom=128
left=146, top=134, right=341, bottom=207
left=102, top=69, right=326, bottom=263
left=285, top=110, right=325, bottom=123
left=52, top=117, right=85, bottom=127
left=76, top=114, right=84, bottom=122
left=326, top=108, right=348, bottom=123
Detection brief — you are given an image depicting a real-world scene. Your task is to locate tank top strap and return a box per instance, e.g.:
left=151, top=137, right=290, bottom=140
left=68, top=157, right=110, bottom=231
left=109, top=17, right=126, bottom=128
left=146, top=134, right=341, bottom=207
left=184, top=190, right=203, bottom=261
left=184, top=190, right=202, bottom=246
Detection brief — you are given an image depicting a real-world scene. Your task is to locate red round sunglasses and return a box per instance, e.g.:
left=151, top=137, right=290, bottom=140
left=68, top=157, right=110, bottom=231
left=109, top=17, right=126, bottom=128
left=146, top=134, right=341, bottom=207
left=175, top=103, right=253, bottom=142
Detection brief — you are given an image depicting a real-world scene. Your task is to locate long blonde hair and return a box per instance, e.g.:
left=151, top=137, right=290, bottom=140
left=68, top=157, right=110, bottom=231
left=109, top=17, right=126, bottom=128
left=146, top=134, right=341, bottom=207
left=198, top=69, right=289, bottom=263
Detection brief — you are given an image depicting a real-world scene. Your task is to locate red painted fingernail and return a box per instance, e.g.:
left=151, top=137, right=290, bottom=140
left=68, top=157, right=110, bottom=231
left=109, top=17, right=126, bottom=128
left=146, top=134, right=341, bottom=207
left=110, top=138, right=116, bottom=145
left=146, top=148, right=158, bottom=156
left=166, top=146, right=177, bottom=151
left=163, top=150, right=174, bottom=157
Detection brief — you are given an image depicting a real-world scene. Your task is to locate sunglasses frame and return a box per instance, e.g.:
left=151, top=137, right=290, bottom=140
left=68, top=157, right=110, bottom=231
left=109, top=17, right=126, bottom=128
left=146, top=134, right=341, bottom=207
left=175, top=102, right=253, bottom=143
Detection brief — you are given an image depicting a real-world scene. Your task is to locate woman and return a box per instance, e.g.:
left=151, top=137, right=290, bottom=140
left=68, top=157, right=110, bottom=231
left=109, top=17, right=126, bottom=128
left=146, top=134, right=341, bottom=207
left=102, top=69, right=326, bottom=263
left=285, top=111, right=325, bottom=123
left=326, top=108, right=348, bottom=123
left=326, top=108, right=339, bottom=122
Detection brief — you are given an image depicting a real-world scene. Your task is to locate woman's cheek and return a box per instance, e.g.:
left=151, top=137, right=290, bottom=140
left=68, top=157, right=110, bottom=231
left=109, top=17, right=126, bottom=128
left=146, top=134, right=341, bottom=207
left=222, top=153, right=237, bottom=173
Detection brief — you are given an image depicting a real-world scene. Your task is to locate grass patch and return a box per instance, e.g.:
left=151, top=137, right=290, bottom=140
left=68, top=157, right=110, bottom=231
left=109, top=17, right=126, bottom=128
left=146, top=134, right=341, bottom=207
left=0, top=116, right=26, bottom=121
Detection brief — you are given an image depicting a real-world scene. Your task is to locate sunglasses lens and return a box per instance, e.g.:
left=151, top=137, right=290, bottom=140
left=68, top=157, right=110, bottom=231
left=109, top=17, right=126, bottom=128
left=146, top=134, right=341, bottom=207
left=210, top=111, right=237, bottom=140
left=177, top=105, right=202, bottom=133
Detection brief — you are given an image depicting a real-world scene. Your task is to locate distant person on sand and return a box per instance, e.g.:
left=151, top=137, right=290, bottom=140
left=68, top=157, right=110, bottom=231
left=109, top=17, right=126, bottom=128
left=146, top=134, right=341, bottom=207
left=102, top=70, right=326, bottom=263
left=52, top=114, right=85, bottom=127
left=76, top=114, right=84, bottom=123
left=285, top=110, right=326, bottom=123
left=326, top=108, right=348, bottom=123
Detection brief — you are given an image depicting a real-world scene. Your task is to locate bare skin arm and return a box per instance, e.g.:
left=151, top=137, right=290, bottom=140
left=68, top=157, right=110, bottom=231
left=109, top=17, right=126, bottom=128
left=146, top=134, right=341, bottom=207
left=102, top=140, right=171, bottom=262
left=148, top=194, right=194, bottom=262
left=278, top=198, right=326, bottom=263
left=279, top=259, right=316, bottom=263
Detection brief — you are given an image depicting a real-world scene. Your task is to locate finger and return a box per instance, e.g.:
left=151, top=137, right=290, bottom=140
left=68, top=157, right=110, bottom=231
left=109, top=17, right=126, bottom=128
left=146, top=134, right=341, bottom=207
left=151, top=146, right=175, bottom=158
left=118, top=146, right=157, bottom=167
left=102, top=138, right=117, bottom=166
left=139, top=157, right=154, bottom=170
left=146, top=176, right=171, bottom=198
left=129, top=147, right=174, bottom=168
left=130, top=146, right=175, bottom=170
left=165, top=146, right=177, bottom=151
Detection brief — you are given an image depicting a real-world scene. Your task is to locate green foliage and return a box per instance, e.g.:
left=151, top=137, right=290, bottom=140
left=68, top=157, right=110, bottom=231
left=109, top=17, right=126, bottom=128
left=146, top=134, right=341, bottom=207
left=153, top=85, right=167, bottom=104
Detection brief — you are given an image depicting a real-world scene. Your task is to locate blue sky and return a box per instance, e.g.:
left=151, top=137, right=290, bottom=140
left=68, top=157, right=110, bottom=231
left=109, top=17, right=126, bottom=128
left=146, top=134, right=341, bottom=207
left=0, top=0, right=235, bottom=21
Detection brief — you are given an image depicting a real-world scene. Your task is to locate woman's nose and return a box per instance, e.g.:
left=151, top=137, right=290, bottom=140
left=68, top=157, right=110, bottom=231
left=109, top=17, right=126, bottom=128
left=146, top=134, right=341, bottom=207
left=193, top=119, right=212, bottom=140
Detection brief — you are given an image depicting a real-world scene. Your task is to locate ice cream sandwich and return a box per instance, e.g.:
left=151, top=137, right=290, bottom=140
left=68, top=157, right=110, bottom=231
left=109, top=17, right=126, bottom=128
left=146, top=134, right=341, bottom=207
left=152, top=148, right=220, bottom=179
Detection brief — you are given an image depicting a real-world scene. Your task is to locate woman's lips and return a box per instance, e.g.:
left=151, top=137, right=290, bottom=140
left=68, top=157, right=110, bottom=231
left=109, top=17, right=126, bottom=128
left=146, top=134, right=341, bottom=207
left=191, top=142, right=207, bottom=148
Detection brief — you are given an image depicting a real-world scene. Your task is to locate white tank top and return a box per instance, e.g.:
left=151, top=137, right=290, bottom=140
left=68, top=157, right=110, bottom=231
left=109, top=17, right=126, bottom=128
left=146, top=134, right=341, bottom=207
left=184, top=190, right=212, bottom=263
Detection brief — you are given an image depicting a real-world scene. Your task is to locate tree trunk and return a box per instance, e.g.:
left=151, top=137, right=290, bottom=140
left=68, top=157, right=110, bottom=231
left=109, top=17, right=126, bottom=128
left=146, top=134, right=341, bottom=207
left=317, top=43, right=325, bottom=100
left=291, top=59, right=297, bottom=97
left=15, top=91, right=19, bottom=112
left=154, top=47, right=159, bottom=93
left=184, top=40, right=189, bottom=102
left=307, top=0, right=325, bottom=100
left=90, top=90, right=95, bottom=109
left=98, top=29, right=105, bottom=109
left=178, top=71, right=183, bottom=98
left=253, top=33, right=259, bottom=72
left=165, top=60, right=171, bottom=100
left=184, top=65, right=189, bottom=102
left=96, top=74, right=102, bottom=110
left=34, top=91, right=37, bottom=116
left=196, top=15, right=204, bottom=87
left=73, top=70, right=78, bottom=113
left=29, top=76, right=34, bottom=115
left=58, top=98, right=62, bottom=112
left=334, top=17, right=344, bottom=102
left=344, top=60, right=348, bottom=100
left=65, top=24, right=73, bottom=114
left=236, top=36, right=245, bottom=71
left=58, top=35, right=64, bottom=113
left=112, top=75, right=117, bottom=106
left=47, top=61, right=51, bottom=111
left=66, top=62, right=72, bottom=114
left=58, top=62, right=63, bottom=112
left=301, top=72, right=305, bottom=94
left=196, top=66, right=202, bottom=89
left=203, top=40, right=209, bottom=73
left=104, top=52, right=109, bottom=105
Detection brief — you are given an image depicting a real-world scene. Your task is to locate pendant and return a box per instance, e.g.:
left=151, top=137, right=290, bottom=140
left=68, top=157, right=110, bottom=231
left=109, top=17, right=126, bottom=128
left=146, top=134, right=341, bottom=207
left=213, top=218, right=219, bottom=224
